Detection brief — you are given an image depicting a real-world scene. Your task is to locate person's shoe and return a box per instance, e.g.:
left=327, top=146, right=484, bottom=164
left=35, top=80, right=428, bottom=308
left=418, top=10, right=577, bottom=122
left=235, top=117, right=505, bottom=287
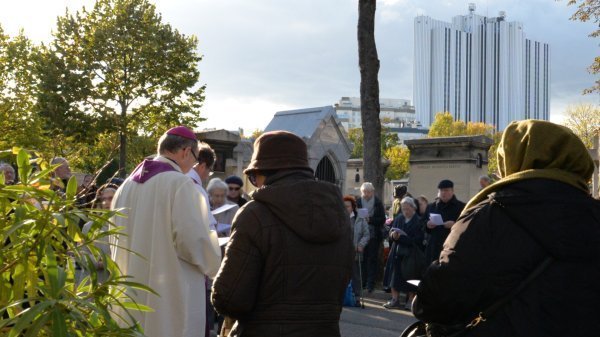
left=403, top=301, right=412, bottom=311
left=383, top=298, right=402, bottom=309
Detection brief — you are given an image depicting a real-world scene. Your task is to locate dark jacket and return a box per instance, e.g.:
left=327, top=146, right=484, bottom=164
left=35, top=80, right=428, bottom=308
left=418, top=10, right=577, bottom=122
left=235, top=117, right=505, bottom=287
left=413, top=179, right=600, bottom=337
left=425, top=194, right=465, bottom=264
left=383, top=213, right=424, bottom=291
left=211, top=170, right=354, bottom=337
left=357, top=196, right=386, bottom=240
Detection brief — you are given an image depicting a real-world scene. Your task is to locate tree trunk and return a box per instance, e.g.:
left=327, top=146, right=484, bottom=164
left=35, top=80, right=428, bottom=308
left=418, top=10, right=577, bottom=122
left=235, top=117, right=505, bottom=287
left=118, top=102, right=127, bottom=178
left=358, top=0, right=384, bottom=199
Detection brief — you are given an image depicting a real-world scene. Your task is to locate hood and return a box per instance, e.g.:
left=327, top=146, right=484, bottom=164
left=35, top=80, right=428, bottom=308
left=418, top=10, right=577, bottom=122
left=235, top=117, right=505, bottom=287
left=465, top=120, right=594, bottom=211
left=491, top=179, right=600, bottom=261
left=252, top=170, right=349, bottom=244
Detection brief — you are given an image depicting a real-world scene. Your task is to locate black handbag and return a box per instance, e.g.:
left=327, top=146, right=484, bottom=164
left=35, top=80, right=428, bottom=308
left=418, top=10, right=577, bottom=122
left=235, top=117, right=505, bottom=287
left=400, top=200, right=554, bottom=337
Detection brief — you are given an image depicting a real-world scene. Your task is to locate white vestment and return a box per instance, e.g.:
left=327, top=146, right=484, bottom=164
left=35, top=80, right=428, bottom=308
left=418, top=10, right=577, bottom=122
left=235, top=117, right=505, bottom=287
left=111, top=156, right=221, bottom=337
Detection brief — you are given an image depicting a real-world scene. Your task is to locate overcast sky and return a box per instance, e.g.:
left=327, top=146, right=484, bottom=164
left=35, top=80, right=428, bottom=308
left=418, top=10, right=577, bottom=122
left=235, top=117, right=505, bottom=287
left=1, top=0, right=598, bottom=133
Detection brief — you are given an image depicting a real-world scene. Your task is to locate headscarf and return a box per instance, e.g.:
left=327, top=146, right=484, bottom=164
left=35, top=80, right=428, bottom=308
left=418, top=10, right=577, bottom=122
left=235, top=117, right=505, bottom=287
left=463, top=119, right=594, bottom=212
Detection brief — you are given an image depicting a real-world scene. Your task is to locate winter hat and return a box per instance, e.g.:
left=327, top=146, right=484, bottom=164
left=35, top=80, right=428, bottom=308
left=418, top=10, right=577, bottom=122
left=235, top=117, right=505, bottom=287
left=437, top=179, right=454, bottom=189
left=225, top=175, right=244, bottom=187
left=243, top=131, right=313, bottom=174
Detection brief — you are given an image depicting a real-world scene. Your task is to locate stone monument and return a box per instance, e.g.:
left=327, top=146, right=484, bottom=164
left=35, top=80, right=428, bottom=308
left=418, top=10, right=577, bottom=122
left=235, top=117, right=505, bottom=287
left=405, top=135, right=493, bottom=202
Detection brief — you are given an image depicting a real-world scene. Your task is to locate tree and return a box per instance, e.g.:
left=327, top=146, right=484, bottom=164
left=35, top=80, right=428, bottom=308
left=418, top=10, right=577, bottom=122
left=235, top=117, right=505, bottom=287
left=563, top=103, right=600, bottom=148
left=428, top=112, right=495, bottom=138
left=564, top=0, right=600, bottom=94
left=358, top=0, right=384, bottom=198
left=428, top=112, right=499, bottom=175
left=348, top=126, right=399, bottom=159
left=0, top=27, right=46, bottom=151
left=384, top=145, right=410, bottom=180
left=49, top=0, right=206, bottom=176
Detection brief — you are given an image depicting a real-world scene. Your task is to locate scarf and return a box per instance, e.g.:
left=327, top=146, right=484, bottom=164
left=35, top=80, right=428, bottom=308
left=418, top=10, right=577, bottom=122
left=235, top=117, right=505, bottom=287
left=463, top=119, right=594, bottom=212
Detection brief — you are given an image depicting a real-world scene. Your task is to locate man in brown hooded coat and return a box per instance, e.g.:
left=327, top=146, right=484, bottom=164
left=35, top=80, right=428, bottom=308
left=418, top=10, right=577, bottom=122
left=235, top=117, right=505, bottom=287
left=211, top=130, right=354, bottom=337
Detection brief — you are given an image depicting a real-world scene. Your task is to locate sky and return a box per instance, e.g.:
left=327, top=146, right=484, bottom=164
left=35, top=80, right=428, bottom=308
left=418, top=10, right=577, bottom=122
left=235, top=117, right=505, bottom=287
left=1, top=0, right=598, bottom=133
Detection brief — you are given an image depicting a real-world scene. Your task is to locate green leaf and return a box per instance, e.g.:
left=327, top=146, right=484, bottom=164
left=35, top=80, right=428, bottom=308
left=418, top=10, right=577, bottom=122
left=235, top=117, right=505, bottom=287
left=51, top=309, right=67, bottom=336
left=119, top=301, right=154, bottom=313
left=66, top=175, right=78, bottom=200
left=16, top=149, right=31, bottom=185
left=7, top=300, right=54, bottom=337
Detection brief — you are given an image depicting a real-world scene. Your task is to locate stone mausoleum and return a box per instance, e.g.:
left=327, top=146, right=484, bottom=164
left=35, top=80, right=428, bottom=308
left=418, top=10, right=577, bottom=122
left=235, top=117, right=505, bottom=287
left=264, top=106, right=352, bottom=191
left=405, top=135, right=493, bottom=202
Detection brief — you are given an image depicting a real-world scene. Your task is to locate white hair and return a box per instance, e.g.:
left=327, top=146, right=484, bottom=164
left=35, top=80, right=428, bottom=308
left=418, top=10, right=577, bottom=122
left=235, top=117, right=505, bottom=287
left=51, top=157, right=68, bottom=165
left=360, top=182, right=375, bottom=193
left=0, top=162, right=14, bottom=172
left=479, top=175, right=491, bottom=183
left=400, top=196, right=417, bottom=209
left=207, top=178, right=228, bottom=194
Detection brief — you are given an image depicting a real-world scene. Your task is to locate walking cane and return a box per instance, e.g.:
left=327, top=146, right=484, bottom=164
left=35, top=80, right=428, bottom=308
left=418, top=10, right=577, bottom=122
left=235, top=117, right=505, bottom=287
left=357, top=252, right=365, bottom=309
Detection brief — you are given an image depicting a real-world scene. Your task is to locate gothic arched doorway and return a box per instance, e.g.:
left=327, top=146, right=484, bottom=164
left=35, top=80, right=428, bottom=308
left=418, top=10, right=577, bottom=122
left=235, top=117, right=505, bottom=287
left=315, top=156, right=336, bottom=184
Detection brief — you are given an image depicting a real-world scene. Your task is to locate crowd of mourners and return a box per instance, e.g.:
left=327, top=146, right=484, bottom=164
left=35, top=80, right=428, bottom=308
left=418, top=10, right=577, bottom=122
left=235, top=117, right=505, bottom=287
left=1, top=119, right=599, bottom=337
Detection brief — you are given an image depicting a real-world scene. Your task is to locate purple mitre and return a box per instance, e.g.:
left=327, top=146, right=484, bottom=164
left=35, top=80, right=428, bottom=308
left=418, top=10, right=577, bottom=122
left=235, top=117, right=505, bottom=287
left=131, top=159, right=177, bottom=184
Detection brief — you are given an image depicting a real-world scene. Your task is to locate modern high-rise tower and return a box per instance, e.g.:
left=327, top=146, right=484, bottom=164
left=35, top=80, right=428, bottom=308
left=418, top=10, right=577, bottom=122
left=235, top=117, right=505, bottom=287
left=414, top=4, right=550, bottom=130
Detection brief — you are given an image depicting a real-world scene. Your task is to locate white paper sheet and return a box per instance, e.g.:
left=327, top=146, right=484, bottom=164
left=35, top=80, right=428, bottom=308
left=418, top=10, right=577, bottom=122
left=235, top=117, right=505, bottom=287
left=407, top=280, right=421, bottom=287
left=211, top=203, right=237, bottom=215
left=429, top=213, right=444, bottom=226
left=357, top=208, right=369, bottom=218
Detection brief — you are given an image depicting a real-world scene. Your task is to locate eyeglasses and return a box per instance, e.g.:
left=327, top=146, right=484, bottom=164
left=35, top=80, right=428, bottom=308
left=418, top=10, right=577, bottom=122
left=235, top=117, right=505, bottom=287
left=248, top=172, right=257, bottom=187
left=229, top=186, right=241, bottom=191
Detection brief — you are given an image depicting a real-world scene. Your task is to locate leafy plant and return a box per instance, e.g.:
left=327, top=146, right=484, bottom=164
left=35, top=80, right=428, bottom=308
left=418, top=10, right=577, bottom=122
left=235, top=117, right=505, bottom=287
left=0, top=148, right=153, bottom=336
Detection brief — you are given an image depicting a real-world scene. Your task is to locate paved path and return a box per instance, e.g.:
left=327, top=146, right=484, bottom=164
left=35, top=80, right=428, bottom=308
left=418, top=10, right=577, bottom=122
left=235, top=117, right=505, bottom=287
left=340, top=291, right=418, bottom=337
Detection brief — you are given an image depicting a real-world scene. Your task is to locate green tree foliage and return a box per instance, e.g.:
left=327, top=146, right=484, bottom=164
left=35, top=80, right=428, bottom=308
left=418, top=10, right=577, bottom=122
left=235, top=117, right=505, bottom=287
left=348, top=127, right=398, bottom=159
left=348, top=126, right=406, bottom=180
left=428, top=112, right=500, bottom=175
left=0, top=27, right=46, bottom=151
left=0, top=149, right=153, bottom=335
left=563, top=103, right=600, bottom=148
left=564, top=0, right=600, bottom=94
left=46, top=0, right=206, bottom=175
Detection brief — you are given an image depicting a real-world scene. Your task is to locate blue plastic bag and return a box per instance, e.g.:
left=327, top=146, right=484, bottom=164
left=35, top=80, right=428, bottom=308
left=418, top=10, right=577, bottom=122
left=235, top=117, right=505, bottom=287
left=342, top=282, right=357, bottom=307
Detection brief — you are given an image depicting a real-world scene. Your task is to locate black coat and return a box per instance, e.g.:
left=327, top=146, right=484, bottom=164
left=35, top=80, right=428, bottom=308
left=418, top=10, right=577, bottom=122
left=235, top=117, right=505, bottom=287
left=425, top=195, right=465, bottom=264
left=357, top=196, right=386, bottom=240
left=413, top=179, right=600, bottom=337
left=383, top=214, right=424, bottom=291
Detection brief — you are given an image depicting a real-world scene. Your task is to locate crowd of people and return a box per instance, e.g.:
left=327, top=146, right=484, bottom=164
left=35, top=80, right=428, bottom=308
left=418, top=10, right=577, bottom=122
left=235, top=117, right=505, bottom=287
left=1, top=119, right=599, bottom=337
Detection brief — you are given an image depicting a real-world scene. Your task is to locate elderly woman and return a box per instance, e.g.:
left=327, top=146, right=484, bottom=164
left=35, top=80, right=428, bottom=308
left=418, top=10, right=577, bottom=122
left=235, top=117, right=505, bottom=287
left=344, top=195, right=370, bottom=305
left=207, top=178, right=239, bottom=237
left=382, top=196, right=424, bottom=310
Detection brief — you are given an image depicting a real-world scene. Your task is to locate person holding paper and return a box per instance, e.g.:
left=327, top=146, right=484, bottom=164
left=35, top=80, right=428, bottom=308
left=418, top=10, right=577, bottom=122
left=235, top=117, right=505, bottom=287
left=424, top=179, right=465, bottom=265
left=207, top=178, right=239, bottom=237
left=110, top=126, right=221, bottom=337
left=357, top=182, right=387, bottom=293
left=382, top=197, right=424, bottom=310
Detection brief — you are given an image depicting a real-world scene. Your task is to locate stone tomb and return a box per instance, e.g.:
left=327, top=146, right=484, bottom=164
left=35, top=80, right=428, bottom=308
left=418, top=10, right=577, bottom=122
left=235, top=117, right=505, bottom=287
left=264, top=106, right=352, bottom=191
left=405, top=135, right=493, bottom=202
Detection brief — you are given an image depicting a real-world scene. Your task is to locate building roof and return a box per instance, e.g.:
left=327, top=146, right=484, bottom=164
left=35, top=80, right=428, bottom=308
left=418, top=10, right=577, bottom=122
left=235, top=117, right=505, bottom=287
left=264, top=106, right=337, bottom=139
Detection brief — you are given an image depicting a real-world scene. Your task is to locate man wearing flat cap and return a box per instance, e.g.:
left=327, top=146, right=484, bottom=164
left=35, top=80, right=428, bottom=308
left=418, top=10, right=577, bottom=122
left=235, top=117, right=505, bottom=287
left=110, top=126, right=221, bottom=337
left=424, top=179, right=465, bottom=265
left=212, top=130, right=353, bottom=337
